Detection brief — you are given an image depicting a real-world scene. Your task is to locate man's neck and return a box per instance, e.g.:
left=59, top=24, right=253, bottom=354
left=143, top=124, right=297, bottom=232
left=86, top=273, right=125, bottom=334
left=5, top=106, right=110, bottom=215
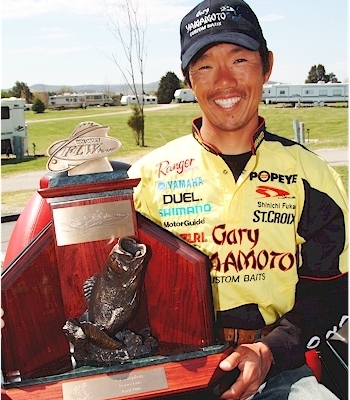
left=200, top=115, right=259, bottom=155
left=192, top=116, right=266, bottom=156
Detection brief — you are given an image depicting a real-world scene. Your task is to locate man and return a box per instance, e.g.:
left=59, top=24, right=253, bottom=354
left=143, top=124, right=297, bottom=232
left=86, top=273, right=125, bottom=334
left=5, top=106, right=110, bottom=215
left=128, top=0, right=348, bottom=398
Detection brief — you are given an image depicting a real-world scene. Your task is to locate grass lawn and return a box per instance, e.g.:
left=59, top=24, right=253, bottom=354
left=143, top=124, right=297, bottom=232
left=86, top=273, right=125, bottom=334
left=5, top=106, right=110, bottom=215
left=1, top=103, right=348, bottom=215
left=1, top=103, right=348, bottom=176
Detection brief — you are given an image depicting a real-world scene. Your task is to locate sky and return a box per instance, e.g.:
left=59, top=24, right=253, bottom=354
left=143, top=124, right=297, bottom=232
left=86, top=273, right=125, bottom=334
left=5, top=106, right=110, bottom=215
left=1, top=0, right=349, bottom=90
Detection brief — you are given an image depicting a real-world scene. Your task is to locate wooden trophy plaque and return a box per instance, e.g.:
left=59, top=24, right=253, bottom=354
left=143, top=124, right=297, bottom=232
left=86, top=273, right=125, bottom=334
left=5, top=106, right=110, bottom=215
left=2, top=176, right=234, bottom=400
left=1, top=121, right=238, bottom=400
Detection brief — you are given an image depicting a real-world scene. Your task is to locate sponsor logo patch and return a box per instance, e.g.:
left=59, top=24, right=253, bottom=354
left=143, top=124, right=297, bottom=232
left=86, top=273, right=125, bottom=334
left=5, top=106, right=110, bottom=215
left=256, top=185, right=290, bottom=198
left=157, top=177, right=204, bottom=191
left=250, top=171, right=297, bottom=184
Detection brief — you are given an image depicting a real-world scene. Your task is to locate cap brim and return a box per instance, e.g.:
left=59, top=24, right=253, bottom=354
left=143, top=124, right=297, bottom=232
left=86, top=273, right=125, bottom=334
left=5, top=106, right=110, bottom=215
left=181, top=32, right=260, bottom=70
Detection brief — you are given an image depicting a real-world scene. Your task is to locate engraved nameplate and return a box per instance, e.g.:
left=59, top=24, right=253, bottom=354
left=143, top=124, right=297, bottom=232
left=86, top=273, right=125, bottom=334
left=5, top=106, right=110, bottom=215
left=62, top=367, right=168, bottom=400
left=52, top=200, right=136, bottom=246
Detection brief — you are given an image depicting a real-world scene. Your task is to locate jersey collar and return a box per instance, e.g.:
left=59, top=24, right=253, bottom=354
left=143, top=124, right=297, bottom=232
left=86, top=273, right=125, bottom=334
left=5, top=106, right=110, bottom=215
left=192, top=116, right=266, bottom=155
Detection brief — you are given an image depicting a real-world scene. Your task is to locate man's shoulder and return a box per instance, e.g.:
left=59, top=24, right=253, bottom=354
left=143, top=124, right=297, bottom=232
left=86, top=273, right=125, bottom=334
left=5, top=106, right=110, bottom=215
left=263, top=130, right=314, bottom=158
left=161, top=134, right=194, bottom=147
left=141, top=134, right=195, bottom=157
left=262, top=130, right=337, bottom=175
left=264, top=130, right=297, bottom=147
left=128, top=134, right=195, bottom=174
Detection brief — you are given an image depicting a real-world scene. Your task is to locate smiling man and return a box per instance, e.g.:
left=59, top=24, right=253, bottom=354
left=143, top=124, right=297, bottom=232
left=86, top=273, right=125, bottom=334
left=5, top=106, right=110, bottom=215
left=128, top=1, right=348, bottom=399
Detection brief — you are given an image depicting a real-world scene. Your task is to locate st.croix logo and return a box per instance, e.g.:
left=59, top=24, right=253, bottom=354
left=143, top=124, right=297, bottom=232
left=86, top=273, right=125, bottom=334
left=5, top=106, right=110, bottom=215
left=47, top=121, right=121, bottom=174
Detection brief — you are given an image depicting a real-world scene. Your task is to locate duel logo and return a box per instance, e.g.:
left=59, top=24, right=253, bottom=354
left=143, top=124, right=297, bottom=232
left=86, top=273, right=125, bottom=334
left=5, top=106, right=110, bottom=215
left=163, top=192, right=200, bottom=204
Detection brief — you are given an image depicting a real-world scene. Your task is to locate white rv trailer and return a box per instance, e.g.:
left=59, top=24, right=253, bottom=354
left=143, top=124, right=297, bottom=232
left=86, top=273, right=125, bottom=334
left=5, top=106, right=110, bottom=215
left=120, top=94, right=158, bottom=106
left=174, top=89, right=196, bottom=103
left=48, top=93, right=114, bottom=110
left=83, top=93, right=114, bottom=107
left=1, top=97, right=28, bottom=156
left=262, top=82, right=348, bottom=106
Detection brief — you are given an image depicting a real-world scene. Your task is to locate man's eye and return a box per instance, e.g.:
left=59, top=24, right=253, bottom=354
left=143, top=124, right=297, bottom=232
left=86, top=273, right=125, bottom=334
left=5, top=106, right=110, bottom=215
left=235, top=58, right=247, bottom=63
left=198, top=65, right=211, bottom=70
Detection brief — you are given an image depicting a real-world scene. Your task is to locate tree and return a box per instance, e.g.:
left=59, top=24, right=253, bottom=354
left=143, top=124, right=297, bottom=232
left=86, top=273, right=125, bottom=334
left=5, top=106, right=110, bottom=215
left=103, top=0, right=148, bottom=147
left=32, top=98, right=46, bottom=113
left=305, top=64, right=340, bottom=83
left=1, top=90, right=11, bottom=98
left=327, top=72, right=340, bottom=83
left=34, top=92, right=50, bottom=107
left=59, top=86, right=73, bottom=94
left=127, top=105, right=145, bottom=144
left=157, top=72, right=181, bottom=104
left=10, top=81, right=33, bottom=103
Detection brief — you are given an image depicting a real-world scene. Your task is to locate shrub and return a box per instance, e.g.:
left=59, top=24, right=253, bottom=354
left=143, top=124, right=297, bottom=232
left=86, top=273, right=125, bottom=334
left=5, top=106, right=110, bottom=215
left=32, top=98, right=46, bottom=113
left=127, top=105, right=145, bottom=145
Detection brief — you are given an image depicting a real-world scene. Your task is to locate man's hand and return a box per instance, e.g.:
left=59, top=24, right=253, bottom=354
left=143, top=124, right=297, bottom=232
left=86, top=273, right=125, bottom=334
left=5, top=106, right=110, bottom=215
left=219, top=342, right=273, bottom=400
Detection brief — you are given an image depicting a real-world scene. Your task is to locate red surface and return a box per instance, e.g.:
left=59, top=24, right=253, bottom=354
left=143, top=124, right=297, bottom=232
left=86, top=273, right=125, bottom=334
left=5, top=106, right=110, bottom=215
left=2, top=180, right=216, bottom=395
left=2, top=174, right=323, bottom=396
left=1, top=348, right=234, bottom=400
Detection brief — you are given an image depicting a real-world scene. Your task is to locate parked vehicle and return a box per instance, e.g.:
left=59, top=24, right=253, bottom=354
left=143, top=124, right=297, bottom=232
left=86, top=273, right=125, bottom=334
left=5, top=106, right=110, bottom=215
left=120, top=94, right=158, bottom=106
left=1, top=97, right=28, bottom=156
left=174, top=88, right=196, bottom=103
left=262, top=82, right=348, bottom=106
left=48, top=92, right=114, bottom=110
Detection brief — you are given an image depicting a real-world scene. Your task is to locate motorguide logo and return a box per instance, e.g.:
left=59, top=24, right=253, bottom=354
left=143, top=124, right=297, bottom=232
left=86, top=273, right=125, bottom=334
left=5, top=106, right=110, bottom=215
left=163, top=218, right=205, bottom=228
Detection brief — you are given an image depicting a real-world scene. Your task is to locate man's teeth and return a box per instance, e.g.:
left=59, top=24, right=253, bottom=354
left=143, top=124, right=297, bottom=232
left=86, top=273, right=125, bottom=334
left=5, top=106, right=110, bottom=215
left=214, top=97, right=241, bottom=108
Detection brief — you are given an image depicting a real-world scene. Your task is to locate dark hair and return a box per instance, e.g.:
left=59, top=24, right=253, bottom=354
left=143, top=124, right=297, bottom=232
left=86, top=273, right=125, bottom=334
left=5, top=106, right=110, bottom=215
left=183, top=44, right=271, bottom=88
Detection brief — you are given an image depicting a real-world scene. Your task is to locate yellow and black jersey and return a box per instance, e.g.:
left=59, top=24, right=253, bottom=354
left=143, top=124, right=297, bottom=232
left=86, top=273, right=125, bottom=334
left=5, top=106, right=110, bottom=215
left=128, top=116, right=348, bottom=375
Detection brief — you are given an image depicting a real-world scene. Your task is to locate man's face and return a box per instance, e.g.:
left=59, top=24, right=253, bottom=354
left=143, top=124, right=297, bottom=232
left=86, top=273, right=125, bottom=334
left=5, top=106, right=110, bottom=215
left=189, top=43, right=272, bottom=136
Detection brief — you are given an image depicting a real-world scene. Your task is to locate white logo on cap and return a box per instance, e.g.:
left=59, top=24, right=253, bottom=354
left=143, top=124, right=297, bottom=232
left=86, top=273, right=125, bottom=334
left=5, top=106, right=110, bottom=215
left=220, top=5, right=236, bottom=13
left=186, top=11, right=227, bottom=35
left=196, top=7, right=210, bottom=18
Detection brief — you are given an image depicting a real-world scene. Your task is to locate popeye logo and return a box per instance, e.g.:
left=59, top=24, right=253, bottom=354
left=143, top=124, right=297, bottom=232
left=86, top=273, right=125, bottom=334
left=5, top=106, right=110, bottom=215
left=250, top=171, right=298, bottom=184
left=47, top=121, right=122, bottom=175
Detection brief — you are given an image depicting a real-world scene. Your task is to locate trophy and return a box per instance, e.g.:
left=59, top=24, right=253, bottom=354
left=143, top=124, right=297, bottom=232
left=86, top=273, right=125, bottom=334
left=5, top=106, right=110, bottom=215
left=1, top=122, right=233, bottom=400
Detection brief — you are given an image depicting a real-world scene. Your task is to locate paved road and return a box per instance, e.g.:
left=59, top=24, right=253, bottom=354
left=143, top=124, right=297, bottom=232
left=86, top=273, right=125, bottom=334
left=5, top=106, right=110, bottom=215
left=26, top=103, right=180, bottom=124
left=314, top=148, right=348, bottom=166
left=2, top=148, right=348, bottom=193
left=1, top=154, right=142, bottom=193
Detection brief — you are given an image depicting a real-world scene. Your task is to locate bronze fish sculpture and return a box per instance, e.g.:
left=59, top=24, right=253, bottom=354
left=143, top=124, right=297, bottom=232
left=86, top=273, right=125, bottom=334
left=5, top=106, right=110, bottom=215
left=65, top=236, right=148, bottom=351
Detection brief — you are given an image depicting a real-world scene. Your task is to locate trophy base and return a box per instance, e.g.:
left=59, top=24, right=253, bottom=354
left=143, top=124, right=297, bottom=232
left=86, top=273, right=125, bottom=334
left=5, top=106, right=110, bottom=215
left=2, top=344, right=239, bottom=400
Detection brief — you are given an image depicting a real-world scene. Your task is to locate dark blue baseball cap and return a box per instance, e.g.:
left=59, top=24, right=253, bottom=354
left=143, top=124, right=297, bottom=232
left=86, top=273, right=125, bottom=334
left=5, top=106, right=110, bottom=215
left=180, top=0, right=267, bottom=70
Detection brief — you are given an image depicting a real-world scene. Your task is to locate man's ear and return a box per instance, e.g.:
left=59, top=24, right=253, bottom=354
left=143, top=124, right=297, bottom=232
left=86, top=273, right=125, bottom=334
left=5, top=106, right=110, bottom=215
left=264, top=51, right=274, bottom=84
left=182, top=68, right=192, bottom=88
